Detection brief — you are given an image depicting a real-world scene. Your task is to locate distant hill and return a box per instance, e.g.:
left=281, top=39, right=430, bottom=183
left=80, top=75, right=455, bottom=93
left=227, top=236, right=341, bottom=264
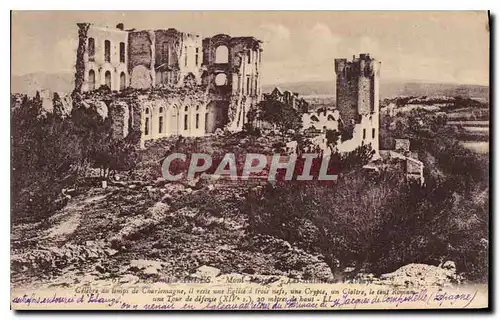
left=263, top=80, right=489, bottom=101
left=11, top=72, right=489, bottom=102
left=11, top=72, right=74, bottom=96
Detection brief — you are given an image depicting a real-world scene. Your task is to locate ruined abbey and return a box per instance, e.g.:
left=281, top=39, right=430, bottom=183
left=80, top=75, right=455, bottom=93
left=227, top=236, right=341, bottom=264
left=74, top=23, right=262, bottom=142
left=72, top=23, right=383, bottom=158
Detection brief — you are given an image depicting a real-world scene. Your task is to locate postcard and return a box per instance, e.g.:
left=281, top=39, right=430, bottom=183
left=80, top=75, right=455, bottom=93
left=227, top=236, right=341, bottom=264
left=10, top=10, right=490, bottom=310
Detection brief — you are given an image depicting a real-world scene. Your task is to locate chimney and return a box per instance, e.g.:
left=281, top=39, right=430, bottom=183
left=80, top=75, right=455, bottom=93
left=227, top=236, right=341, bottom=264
left=116, top=23, right=124, bottom=30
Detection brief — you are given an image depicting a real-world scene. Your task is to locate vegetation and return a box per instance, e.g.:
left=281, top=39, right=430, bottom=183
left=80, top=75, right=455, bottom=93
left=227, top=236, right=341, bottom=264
left=256, top=99, right=302, bottom=132
left=244, top=108, right=488, bottom=282
left=11, top=93, right=140, bottom=223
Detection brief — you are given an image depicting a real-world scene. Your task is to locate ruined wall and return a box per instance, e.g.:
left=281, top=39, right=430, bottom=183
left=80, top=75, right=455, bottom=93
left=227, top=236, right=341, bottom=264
left=128, top=31, right=156, bottom=89
left=75, top=23, right=90, bottom=93
left=302, top=110, right=340, bottom=132
left=154, top=29, right=203, bottom=87
left=109, top=101, right=130, bottom=140
left=202, top=34, right=263, bottom=132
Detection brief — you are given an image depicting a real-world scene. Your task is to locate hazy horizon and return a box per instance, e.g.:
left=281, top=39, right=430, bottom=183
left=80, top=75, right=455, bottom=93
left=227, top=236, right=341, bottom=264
left=11, top=11, right=490, bottom=86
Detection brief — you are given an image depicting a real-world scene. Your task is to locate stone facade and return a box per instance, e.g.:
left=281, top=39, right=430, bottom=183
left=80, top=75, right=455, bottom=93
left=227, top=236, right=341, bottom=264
left=335, top=54, right=381, bottom=154
left=202, top=34, right=263, bottom=132
left=76, top=23, right=129, bottom=92
left=264, top=87, right=309, bottom=113
left=128, top=28, right=203, bottom=89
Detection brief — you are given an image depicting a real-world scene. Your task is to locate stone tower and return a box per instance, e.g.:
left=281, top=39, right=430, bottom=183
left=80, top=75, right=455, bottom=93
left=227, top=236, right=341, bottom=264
left=334, top=53, right=381, bottom=154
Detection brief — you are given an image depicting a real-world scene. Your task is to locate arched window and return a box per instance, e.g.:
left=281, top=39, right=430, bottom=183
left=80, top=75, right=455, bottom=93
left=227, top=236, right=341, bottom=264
left=327, top=115, right=334, bottom=121
left=311, top=115, right=319, bottom=122
left=145, top=107, right=150, bottom=115
left=215, top=73, right=227, bottom=86
left=158, top=116, right=164, bottom=134
left=88, top=38, right=95, bottom=60
left=159, top=107, right=164, bottom=113
left=88, top=70, right=95, bottom=90
left=184, top=106, right=188, bottom=112
left=104, top=40, right=111, bottom=62
left=215, top=45, right=229, bottom=63
left=195, top=113, right=200, bottom=129
left=105, top=71, right=112, bottom=89
left=120, top=72, right=126, bottom=90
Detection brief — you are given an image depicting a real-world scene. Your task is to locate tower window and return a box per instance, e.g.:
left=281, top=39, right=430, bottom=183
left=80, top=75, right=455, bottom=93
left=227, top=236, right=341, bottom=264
left=246, top=77, right=250, bottom=94
left=104, top=40, right=111, bottom=62
left=195, top=48, right=199, bottom=66
left=184, top=46, right=188, bottom=67
left=247, top=51, right=251, bottom=64
left=184, top=114, right=188, bottom=130
left=372, top=128, right=376, bottom=139
left=363, top=129, right=366, bottom=140
left=196, top=114, right=200, bottom=129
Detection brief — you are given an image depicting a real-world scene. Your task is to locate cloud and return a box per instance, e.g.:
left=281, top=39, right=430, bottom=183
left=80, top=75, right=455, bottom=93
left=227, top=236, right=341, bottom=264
left=259, top=23, right=291, bottom=41
left=256, top=23, right=293, bottom=62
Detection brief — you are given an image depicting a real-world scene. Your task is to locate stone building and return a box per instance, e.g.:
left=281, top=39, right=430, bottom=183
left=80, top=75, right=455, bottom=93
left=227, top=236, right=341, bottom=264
left=128, top=28, right=203, bottom=89
left=334, top=53, right=381, bottom=154
left=264, top=87, right=309, bottom=113
left=75, top=23, right=129, bottom=92
left=202, top=34, right=263, bottom=132
left=74, top=23, right=263, bottom=141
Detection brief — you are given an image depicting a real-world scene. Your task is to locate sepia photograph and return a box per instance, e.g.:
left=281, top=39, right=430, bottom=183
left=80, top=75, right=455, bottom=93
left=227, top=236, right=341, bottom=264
left=10, top=10, right=490, bottom=310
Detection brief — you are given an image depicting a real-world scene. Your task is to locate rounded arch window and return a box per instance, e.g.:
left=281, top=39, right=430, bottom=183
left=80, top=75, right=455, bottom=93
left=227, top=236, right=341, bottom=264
left=215, top=45, right=229, bottom=63
left=159, top=107, right=164, bottom=113
left=145, top=108, right=150, bottom=115
left=215, top=73, right=227, bottom=86
left=88, top=69, right=96, bottom=90
left=196, top=105, right=200, bottom=111
left=184, top=106, right=188, bottom=112
left=311, top=115, right=319, bottom=122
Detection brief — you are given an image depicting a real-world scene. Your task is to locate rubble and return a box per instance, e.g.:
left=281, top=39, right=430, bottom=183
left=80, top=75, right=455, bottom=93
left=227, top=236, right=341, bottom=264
left=379, top=263, right=460, bottom=287
left=191, top=265, right=221, bottom=279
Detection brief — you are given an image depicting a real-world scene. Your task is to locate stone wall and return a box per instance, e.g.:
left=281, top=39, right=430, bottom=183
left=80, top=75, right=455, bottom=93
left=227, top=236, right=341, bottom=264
left=75, top=23, right=129, bottom=92
left=128, top=30, right=156, bottom=89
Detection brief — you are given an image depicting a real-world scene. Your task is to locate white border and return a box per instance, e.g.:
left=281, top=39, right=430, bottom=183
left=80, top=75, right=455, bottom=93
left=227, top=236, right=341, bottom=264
left=2, top=1, right=498, bottom=318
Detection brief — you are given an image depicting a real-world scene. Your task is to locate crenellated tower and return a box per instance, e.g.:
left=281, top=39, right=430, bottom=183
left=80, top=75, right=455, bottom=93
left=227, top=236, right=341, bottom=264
left=334, top=53, right=381, bottom=154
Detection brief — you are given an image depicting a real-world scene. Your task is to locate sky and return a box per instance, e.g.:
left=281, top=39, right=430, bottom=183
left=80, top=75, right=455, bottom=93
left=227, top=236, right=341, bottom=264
left=11, top=11, right=490, bottom=86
